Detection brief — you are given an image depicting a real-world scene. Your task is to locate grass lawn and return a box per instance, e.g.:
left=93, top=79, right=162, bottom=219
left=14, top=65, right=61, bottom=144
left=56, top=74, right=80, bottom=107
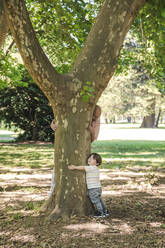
left=0, top=140, right=165, bottom=247
left=1, top=140, right=165, bottom=170
left=0, top=143, right=54, bottom=169
left=0, top=130, right=18, bottom=142
left=93, top=140, right=165, bottom=170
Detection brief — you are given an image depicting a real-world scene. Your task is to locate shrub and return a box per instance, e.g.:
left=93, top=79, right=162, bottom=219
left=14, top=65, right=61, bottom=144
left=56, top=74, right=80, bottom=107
left=0, top=66, right=54, bottom=142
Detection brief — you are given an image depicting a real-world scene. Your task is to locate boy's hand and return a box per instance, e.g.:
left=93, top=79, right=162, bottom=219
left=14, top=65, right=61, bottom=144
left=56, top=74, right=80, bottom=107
left=68, top=165, right=75, bottom=170
left=68, top=165, right=85, bottom=171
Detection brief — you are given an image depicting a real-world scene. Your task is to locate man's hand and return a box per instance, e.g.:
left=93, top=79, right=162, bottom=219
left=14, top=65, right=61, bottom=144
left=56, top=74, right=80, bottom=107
left=51, top=120, right=57, bottom=131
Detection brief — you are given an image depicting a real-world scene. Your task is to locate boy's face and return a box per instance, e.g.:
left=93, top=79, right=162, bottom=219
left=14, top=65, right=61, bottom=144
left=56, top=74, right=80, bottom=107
left=88, top=155, right=98, bottom=166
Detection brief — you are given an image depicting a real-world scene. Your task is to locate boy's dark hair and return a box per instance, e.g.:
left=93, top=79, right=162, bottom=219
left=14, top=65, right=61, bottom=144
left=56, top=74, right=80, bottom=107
left=86, top=153, right=102, bottom=166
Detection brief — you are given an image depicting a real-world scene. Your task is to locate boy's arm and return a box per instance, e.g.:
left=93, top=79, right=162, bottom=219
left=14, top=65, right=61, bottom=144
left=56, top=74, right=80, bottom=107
left=68, top=165, right=85, bottom=171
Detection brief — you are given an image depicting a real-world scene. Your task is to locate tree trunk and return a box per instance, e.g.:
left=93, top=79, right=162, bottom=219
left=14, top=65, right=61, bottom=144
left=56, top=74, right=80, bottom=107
left=49, top=104, right=93, bottom=218
left=140, top=98, right=156, bottom=128
left=4, top=0, right=145, bottom=219
left=0, top=3, right=8, bottom=48
left=155, top=109, right=161, bottom=128
left=140, top=114, right=155, bottom=128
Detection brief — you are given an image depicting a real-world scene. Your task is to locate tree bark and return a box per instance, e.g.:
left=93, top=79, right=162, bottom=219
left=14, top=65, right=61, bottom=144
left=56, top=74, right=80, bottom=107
left=140, top=114, right=155, bottom=128
left=0, top=2, right=8, bottom=48
left=140, top=98, right=156, bottom=128
left=155, top=109, right=161, bottom=128
left=4, top=0, right=145, bottom=219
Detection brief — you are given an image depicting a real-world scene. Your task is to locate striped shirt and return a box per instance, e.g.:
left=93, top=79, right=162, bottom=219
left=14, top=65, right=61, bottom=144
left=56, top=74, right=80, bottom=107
left=84, top=165, right=101, bottom=189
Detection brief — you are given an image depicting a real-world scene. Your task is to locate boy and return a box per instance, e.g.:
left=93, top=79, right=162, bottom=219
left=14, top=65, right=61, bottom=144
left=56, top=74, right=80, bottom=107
left=68, top=153, right=109, bottom=218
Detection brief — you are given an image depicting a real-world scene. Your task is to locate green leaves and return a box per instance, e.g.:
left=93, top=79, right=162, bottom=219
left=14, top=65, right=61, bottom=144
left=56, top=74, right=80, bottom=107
left=26, top=0, right=102, bottom=73
left=0, top=66, right=54, bottom=141
left=80, top=81, right=94, bottom=102
left=161, top=9, right=165, bottom=18
left=127, top=0, right=165, bottom=94
left=0, top=51, right=24, bottom=89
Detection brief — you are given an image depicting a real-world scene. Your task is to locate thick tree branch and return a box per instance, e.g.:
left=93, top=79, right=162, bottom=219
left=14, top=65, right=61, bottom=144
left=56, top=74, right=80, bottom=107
left=3, top=0, right=63, bottom=103
left=0, top=1, right=8, bottom=49
left=71, top=0, right=146, bottom=90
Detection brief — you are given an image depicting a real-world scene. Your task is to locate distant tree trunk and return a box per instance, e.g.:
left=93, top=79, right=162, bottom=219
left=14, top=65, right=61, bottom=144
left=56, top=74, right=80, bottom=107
left=132, top=117, right=136, bottom=123
left=140, top=98, right=156, bottom=128
left=32, top=127, right=37, bottom=140
left=160, top=115, right=163, bottom=124
left=140, top=114, right=155, bottom=128
left=155, top=109, right=161, bottom=128
left=32, top=112, right=38, bottom=140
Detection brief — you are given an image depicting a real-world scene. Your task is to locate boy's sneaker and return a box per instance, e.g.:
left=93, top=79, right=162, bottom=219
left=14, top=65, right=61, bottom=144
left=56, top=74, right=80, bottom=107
left=93, top=212, right=105, bottom=218
left=103, top=210, right=110, bottom=217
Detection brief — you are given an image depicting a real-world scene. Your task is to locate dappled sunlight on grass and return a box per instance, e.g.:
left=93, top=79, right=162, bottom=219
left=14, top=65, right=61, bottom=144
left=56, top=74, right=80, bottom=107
left=0, top=173, right=51, bottom=186
left=110, top=157, right=165, bottom=163
left=103, top=190, right=127, bottom=196
left=63, top=219, right=136, bottom=235
left=111, top=219, right=135, bottom=234
left=1, top=191, right=46, bottom=211
left=149, top=222, right=162, bottom=228
left=99, top=169, right=165, bottom=202
left=10, top=232, right=36, bottom=244
left=145, top=194, right=165, bottom=199
left=0, top=144, right=54, bottom=169
left=101, top=158, right=165, bottom=171
left=97, top=141, right=165, bottom=171
left=63, top=222, right=109, bottom=233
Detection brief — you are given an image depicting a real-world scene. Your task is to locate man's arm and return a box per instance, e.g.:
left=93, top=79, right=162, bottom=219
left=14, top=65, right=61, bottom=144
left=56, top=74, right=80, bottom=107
left=89, top=125, right=96, bottom=142
left=68, top=165, right=85, bottom=171
left=89, top=118, right=100, bottom=142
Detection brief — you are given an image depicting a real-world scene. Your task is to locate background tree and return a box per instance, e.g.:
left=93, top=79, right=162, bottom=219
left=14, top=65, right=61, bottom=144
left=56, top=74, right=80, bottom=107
left=98, top=1, right=165, bottom=128
left=99, top=66, right=165, bottom=126
left=0, top=65, right=54, bottom=141
left=130, top=0, right=165, bottom=126
left=98, top=73, right=137, bottom=123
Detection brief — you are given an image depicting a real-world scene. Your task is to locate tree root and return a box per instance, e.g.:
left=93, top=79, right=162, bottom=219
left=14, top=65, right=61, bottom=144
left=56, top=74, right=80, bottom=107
left=47, top=204, right=72, bottom=222
left=39, top=194, right=54, bottom=214
left=39, top=200, right=49, bottom=213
